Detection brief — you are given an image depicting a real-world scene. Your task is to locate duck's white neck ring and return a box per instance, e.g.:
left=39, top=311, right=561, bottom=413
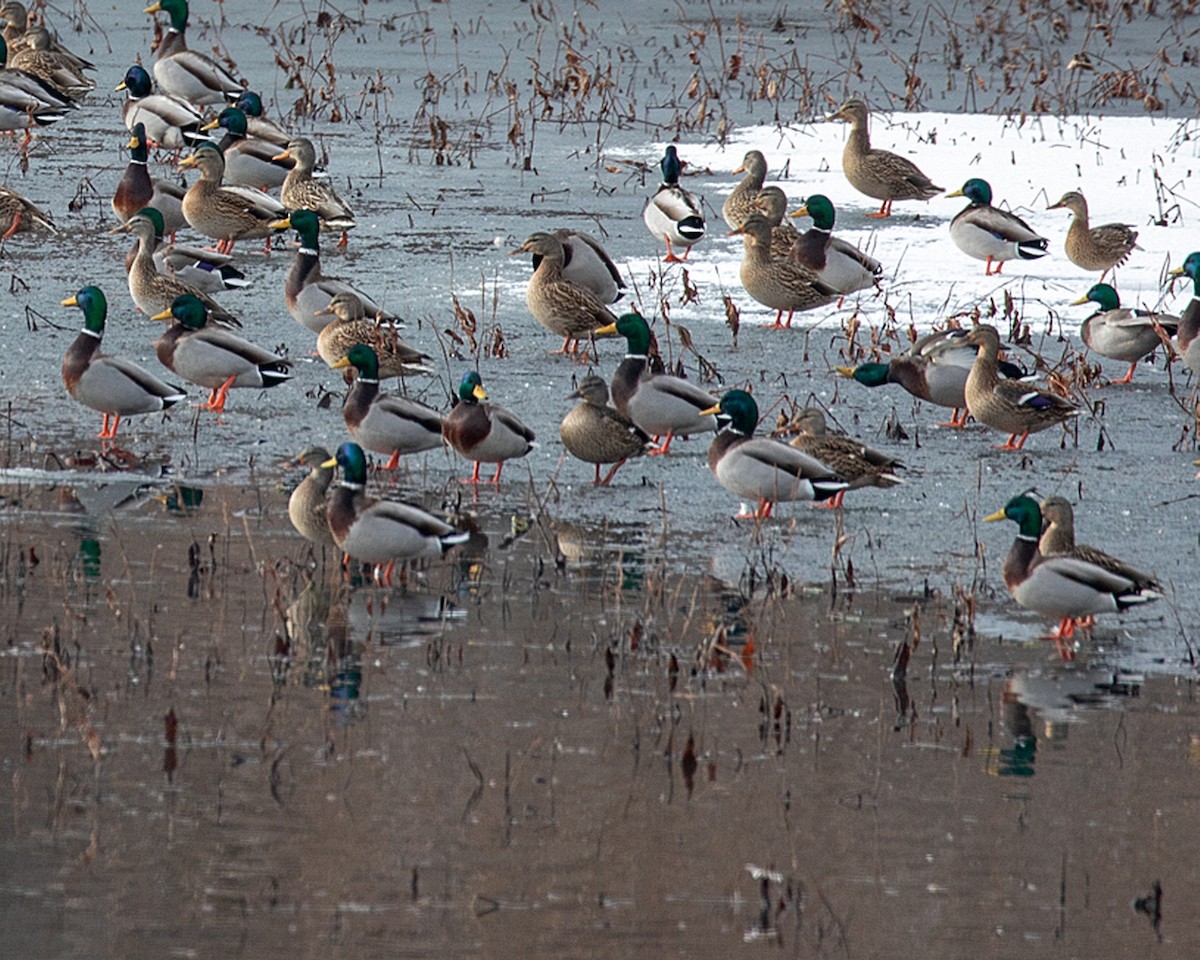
left=80, top=327, right=102, bottom=340
left=130, top=159, right=147, bottom=166
left=625, top=353, right=647, bottom=360
left=356, top=376, right=378, bottom=385
left=1017, top=534, right=1038, bottom=543
left=298, top=247, right=318, bottom=257
left=339, top=480, right=365, bottom=491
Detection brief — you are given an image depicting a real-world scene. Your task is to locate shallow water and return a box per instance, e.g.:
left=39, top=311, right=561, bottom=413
left=2, top=0, right=1200, bottom=956
left=3, top=482, right=1199, bottom=956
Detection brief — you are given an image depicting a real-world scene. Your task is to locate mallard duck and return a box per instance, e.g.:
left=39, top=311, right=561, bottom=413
left=0, top=35, right=72, bottom=134
left=789, top=194, right=882, bottom=293
left=1070, top=282, right=1178, bottom=384
left=0, top=183, right=53, bottom=239
left=61, top=285, right=186, bottom=440
left=201, top=106, right=293, bottom=190
left=275, top=137, right=355, bottom=238
left=118, top=203, right=249, bottom=294
left=593, top=312, right=716, bottom=454
left=837, top=328, right=1028, bottom=428
left=702, top=390, right=848, bottom=519
left=984, top=493, right=1161, bottom=645
left=323, top=442, right=468, bottom=583
left=178, top=143, right=285, bottom=254
left=730, top=213, right=837, bottom=328
left=151, top=294, right=290, bottom=412
left=8, top=25, right=91, bottom=97
left=112, top=124, right=187, bottom=233
left=965, top=324, right=1079, bottom=449
left=155, top=240, right=249, bottom=294
left=231, top=90, right=289, bottom=147
left=786, top=407, right=904, bottom=509
left=1038, top=496, right=1161, bottom=592
left=722, top=149, right=768, bottom=230
left=116, top=64, right=205, bottom=149
left=750, top=186, right=803, bottom=260
left=272, top=209, right=396, bottom=332
left=643, top=145, right=705, bottom=263
left=145, top=0, right=242, bottom=105
left=0, top=2, right=92, bottom=73
left=316, top=292, right=430, bottom=378
left=560, top=373, right=652, bottom=486
left=512, top=231, right=617, bottom=355
left=948, top=179, right=1048, bottom=275
left=1047, top=190, right=1138, bottom=277
left=331, top=345, right=445, bottom=470
left=534, top=228, right=623, bottom=303
left=1166, top=251, right=1200, bottom=375
left=828, top=98, right=942, bottom=217
left=442, top=371, right=536, bottom=484
left=288, top=445, right=336, bottom=547
left=115, top=208, right=241, bottom=327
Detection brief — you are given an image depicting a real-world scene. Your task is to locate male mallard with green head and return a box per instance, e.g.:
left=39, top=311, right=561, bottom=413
left=948, top=178, right=1048, bottom=276
left=1069, top=282, right=1177, bottom=384
left=702, top=390, right=848, bottom=519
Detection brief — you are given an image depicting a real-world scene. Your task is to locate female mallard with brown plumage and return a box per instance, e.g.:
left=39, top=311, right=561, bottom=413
left=751, top=186, right=803, bottom=261
left=1038, top=496, right=1160, bottom=592
left=275, top=137, right=355, bottom=243
left=722, top=149, right=769, bottom=230
left=116, top=208, right=241, bottom=327
left=179, top=143, right=286, bottom=255
left=560, top=374, right=651, bottom=486
left=1047, top=190, right=1138, bottom=278
left=702, top=390, right=848, bottom=519
left=828, top=98, right=942, bottom=218
left=442, top=371, right=536, bottom=484
left=965, top=324, right=1079, bottom=449
left=332, top=345, right=445, bottom=470
left=288, top=445, right=337, bottom=547
left=786, top=407, right=903, bottom=509
left=837, top=328, right=1029, bottom=428
left=316, top=293, right=430, bottom=379
left=1069, top=282, right=1177, bottom=384
left=730, top=213, right=837, bottom=328
left=61, top=286, right=187, bottom=442
left=9, top=25, right=92, bottom=97
left=512, top=231, right=616, bottom=356
left=0, top=183, right=53, bottom=239
left=535, top=228, right=624, bottom=303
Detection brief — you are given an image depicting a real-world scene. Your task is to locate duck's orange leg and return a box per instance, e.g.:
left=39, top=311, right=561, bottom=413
left=201, top=375, right=236, bottom=413
left=597, top=459, right=626, bottom=486
left=646, top=432, right=675, bottom=456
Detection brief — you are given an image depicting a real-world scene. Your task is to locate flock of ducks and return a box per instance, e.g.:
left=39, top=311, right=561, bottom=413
left=0, top=1, right=1179, bottom=648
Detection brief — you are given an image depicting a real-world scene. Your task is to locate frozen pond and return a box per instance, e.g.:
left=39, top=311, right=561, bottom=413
left=2, top=0, right=1200, bottom=955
